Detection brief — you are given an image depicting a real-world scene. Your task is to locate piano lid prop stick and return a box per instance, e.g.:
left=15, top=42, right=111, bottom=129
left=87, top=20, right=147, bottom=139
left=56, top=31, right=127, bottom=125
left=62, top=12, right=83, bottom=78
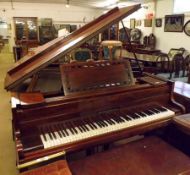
left=17, top=151, right=66, bottom=169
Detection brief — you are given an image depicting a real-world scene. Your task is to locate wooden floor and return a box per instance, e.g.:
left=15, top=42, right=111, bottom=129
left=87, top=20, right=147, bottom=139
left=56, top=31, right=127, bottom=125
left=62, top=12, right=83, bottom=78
left=0, top=45, right=18, bottom=175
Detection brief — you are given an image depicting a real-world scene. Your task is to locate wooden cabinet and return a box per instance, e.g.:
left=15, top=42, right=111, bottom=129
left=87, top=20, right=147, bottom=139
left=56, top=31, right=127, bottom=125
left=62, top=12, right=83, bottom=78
left=102, top=23, right=119, bottom=40
left=14, top=17, right=38, bottom=48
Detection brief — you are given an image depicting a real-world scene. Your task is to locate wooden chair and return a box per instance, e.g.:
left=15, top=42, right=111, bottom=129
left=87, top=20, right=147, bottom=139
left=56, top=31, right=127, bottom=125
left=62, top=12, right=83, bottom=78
left=99, top=40, right=123, bottom=60
left=170, top=53, right=185, bottom=79
left=155, top=54, right=170, bottom=75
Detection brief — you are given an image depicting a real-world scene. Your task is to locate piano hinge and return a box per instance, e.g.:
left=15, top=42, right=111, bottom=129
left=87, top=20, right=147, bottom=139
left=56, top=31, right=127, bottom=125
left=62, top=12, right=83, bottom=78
left=17, top=151, right=66, bottom=169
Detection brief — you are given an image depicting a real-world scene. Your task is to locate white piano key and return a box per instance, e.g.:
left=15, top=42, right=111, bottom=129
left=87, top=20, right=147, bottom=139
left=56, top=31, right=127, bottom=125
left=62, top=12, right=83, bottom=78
left=40, top=107, right=175, bottom=149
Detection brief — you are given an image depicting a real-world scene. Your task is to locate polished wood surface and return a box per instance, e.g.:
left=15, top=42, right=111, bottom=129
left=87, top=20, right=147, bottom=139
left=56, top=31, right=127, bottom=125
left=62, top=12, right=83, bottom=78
left=11, top=73, right=185, bottom=168
left=20, top=160, right=72, bottom=175
left=60, top=60, right=134, bottom=95
left=11, top=92, right=45, bottom=108
left=173, top=113, right=190, bottom=134
left=69, top=136, right=190, bottom=175
left=5, top=4, right=141, bottom=91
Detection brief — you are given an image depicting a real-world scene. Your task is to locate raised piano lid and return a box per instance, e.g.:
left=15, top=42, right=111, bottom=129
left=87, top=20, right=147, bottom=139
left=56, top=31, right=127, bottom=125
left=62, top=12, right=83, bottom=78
left=4, top=4, right=141, bottom=91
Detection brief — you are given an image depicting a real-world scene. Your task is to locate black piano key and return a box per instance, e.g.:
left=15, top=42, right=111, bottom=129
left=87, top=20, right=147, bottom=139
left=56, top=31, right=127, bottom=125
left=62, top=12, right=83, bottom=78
left=71, top=122, right=78, bottom=134
left=66, top=122, right=75, bottom=135
left=62, top=124, right=69, bottom=136
left=148, top=109, right=155, bottom=115
left=143, top=110, right=152, bottom=116
left=58, top=124, right=66, bottom=137
left=128, top=112, right=138, bottom=119
left=88, top=118, right=98, bottom=129
left=119, top=112, right=131, bottom=121
left=55, top=124, right=63, bottom=138
left=45, top=126, right=53, bottom=140
left=50, top=125, right=57, bottom=139
left=138, top=112, right=147, bottom=117
left=100, top=117, right=108, bottom=126
left=82, top=120, right=90, bottom=131
left=85, top=119, right=95, bottom=130
left=91, top=118, right=103, bottom=128
left=74, top=120, right=84, bottom=133
left=104, top=117, right=113, bottom=125
left=151, top=108, right=160, bottom=114
left=80, top=121, right=87, bottom=132
left=69, top=124, right=75, bottom=135
left=158, top=106, right=167, bottom=112
left=39, top=126, right=47, bottom=141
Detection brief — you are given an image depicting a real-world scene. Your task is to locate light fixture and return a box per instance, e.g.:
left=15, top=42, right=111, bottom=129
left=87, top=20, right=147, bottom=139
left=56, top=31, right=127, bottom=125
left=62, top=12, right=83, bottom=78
left=65, top=0, right=70, bottom=8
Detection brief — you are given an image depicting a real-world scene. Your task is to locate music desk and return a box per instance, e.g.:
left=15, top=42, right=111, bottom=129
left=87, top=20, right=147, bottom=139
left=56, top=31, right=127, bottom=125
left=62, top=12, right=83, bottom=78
left=69, top=136, right=190, bottom=175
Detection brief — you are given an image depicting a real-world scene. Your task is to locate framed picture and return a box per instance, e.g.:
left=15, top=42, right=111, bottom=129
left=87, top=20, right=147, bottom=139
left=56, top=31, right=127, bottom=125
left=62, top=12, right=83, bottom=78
left=135, top=20, right=141, bottom=27
left=155, top=18, right=162, bottom=27
left=184, top=20, right=190, bottom=36
left=144, top=19, right=152, bottom=27
left=164, top=14, right=184, bottom=32
left=130, top=18, right=135, bottom=29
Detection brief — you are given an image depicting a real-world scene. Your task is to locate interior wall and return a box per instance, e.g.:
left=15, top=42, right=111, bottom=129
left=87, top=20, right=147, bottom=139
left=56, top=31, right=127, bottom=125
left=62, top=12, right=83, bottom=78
left=121, top=2, right=155, bottom=39
left=120, top=0, right=190, bottom=53
left=0, top=2, right=102, bottom=51
left=155, top=0, right=190, bottom=53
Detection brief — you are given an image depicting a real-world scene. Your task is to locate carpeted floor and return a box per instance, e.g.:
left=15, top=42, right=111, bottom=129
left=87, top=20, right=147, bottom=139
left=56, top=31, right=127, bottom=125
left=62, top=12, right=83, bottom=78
left=0, top=44, right=18, bottom=175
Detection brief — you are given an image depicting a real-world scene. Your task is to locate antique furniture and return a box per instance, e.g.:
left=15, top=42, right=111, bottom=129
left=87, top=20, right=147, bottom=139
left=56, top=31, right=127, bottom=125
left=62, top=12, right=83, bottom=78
left=102, top=23, right=119, bottom=40
left=71, top=48, right=93, bottom=62
left=173, top=113, right=190, bottom=135
left=4, top=5, right=189, bottom=174
left=14, top=17, right=38, bottom=49
left=170, top=53, right=185, bottom=78
left=5, top=5, right=141, bottom=93
left=130, top=28, right=141, bottom=42
left=39, top=26, right=56, bottom=45
left=99, top=40, right=123, bottom=60
left=143, top=33, right=156, bottom=50
left=184, top=20, right=190, bottom=36
left=174, top=81, right=190, bottom=113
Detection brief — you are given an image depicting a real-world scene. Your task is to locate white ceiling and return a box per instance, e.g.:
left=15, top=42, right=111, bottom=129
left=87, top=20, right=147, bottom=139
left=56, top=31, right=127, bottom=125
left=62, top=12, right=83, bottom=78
left=0, top=0, right=153, bottom=9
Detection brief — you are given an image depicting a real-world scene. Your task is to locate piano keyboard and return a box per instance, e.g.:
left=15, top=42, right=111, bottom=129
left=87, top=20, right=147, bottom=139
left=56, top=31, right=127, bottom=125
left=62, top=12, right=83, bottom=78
left=39, top=106, right=175, bottom=149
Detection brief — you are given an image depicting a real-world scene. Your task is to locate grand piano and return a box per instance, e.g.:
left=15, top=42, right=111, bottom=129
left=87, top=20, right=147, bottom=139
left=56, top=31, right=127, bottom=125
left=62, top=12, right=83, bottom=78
left=4, top=4, right=188, bottom=171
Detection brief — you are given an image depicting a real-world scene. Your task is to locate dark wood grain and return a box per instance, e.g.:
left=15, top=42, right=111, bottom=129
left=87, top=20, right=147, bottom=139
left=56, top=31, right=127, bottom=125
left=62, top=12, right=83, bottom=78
left=60, top=60, right=134, bottom=95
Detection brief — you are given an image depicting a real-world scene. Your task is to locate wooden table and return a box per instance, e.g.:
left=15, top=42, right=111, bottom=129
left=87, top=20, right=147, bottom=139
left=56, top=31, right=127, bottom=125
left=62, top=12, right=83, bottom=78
left=173, top=113, right=190, bottom=135
left=134, top=48, right=161, bottom=54
left=118, top=50, right=171, bottom=63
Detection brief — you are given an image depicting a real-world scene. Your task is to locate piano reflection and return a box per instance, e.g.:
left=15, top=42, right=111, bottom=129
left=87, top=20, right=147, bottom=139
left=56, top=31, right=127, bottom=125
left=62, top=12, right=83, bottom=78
left=4, top=4, right=188, bottom=172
